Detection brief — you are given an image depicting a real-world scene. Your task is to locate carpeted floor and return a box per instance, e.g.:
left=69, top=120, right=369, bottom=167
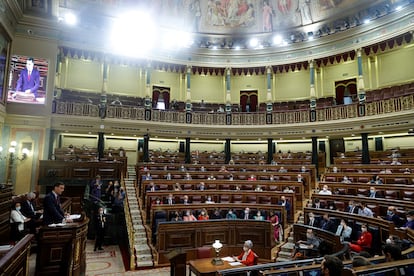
left=84, top=240, right=170, bottom=276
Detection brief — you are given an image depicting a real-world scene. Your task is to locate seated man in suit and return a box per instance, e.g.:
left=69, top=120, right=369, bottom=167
left=20, top=192, right=43, bottom=233
left=43, top=182, right=73, bottom=225
left=14, top=57, right=40, bottom=100
left=295, top=229, right=320, bottom=257
left=146, top=182, right=159, bottom=192
left=345, top=200, right=360, bottom=214
left=278, top=196, right=291, bottom=220
left=164, top=194, right=175, bottom=205
left=307, top=212, right=319, bottom=227
left=241, top=207, right=253, bottom=220
left=319, top=213, right=337, bottom=233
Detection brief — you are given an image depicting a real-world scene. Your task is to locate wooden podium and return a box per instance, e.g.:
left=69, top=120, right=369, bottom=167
left=165, top=248, right=186, bottom=276
left=35, top=218, right=89, bottom=276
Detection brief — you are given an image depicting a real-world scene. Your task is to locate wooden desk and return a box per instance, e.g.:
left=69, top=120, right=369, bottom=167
left=189, top=257, right=243, bottom=276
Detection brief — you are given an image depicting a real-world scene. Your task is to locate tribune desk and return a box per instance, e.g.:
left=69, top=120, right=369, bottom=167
left=189, top=257, right=244, bottom=276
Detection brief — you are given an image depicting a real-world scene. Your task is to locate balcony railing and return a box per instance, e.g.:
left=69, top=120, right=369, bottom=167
left=54, top=94, right=414, bottom=125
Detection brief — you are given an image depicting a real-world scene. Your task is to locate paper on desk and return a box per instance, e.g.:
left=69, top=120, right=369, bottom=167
left=229, top=261, right=242, bottom=266
left=69, top=214, right=81, bottom=220
left=221, top=257, right=235, bottom=262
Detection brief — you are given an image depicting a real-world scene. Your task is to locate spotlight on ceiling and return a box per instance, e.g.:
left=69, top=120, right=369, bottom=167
left=249, top=38, right=259, bottom=48
left=111, top=11, right=156, bottom=56
left=63, top=12, right=77, bottom=26
left=363, top=18, right=371, bottom=24
left=272, top=35, right=282, bottom=45
left=395, top=5, right=402, bottom=11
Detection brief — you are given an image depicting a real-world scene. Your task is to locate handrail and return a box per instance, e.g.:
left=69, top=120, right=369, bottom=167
left=54, top=94, right=414, bottom=125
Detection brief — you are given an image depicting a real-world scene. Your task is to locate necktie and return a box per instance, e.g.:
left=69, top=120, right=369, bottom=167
left=56, top=196, right=60, bottom=205
left=101, top=215, right=104, bottom=228
left=28, top=71, right=31, bottom=80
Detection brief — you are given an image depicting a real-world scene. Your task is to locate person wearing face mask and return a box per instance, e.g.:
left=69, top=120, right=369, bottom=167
left=295, top=229, right=320, bottom=258
left=349, top=224, right=372, bottom=253
left=205, top=196, right=214, bottom=204
left=341, top=176, right=352, bottom=184
left=318, top=185, right=332, bottom=195
left=381, top=206, right=403, bottom=227
left=226, top=209, right=237, bottom=219
left=198, top=208, right=209, bottom=220
left=94, top=207, right=107, bottom=251
left=399, top=210, right=414, bottom=230
left=10, top=201, right=31, bottom=242
left=254, top=210, right=265, bottom=221
left=278, top=196, right=291, bottom=220
left=368, top=186, right=381, bottom=198
left=233, top=240, right=258, bottom=266
left=241, top=207, right=252, bottom=220
left=183, top=210, right=197, bottom=221
left=335, top=219, right=352, bottom=243
left=210, top=208, right=222, bottom=219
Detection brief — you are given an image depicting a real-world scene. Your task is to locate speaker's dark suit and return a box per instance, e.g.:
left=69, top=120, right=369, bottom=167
left=42, top=192, right=65, bottom=225
left=15, top=68, right=40, bottom=97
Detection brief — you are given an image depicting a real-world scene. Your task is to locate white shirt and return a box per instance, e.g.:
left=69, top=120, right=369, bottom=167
left=10, top=210, right=27, bottom=231
left=319, top=189, right=332, bottom=195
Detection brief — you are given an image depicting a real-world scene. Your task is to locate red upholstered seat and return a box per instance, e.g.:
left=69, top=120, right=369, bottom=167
left=385, top=190, right=399, bottom=199
left=220, top=195, right=230, bottom=203
left=233, top=195, right=242, bottom=203
left=403, top=191, right=414, bottom=201
left=197, top=247, right=212, bottom=259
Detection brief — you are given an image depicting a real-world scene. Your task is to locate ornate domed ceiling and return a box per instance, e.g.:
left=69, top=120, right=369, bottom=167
left=13, top=0, right=414, bottom=66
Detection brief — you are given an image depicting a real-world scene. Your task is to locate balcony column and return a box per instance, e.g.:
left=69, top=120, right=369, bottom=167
left=185, top=66, right=192, bottom=123
left=185, top=138, right=191, bottom=164
left=267, top=138, right=273, bottom=164
left=225, top=139, right=231, bottom=164
left=225, top=68, right=231, bottom=113
left=98, top=132, right=105, bottom=161
left=266, top=66, right=273, bottom=124
left=144, top=62, right=152, bottom=120
left=357, top=48, right=366, bottom=104
left=143, top=134, right=150, bottom=163
left=309, top=60, right=317, bottom=122
left=361, top=133, right=370, bottom=164
left=99, top=60, right=109, bottom=119
left=311, top=137, right=319, bottom=177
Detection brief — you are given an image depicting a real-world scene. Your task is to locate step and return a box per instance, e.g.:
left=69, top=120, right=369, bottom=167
left=136, top=259, right=154, bottom=268
left=276, top=257, right=292, bottom=262
left=277, top=250, right=293, bottom=258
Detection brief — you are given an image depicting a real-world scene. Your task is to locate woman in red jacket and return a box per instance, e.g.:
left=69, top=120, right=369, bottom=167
left=234, top=240, right=258, bottom=266
left=349, top=224, right=372, bottom=252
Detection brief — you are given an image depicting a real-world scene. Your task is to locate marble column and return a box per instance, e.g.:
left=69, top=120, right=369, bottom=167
left=225, top=139, right=231, bottom=164
left=361, top=133, right=370, bottom=164
left=98, top=132, right=105, bottom=160
left=311, top=137, right=319, bottom=177
left=185, top=138, right=191, bottom=164
left=267, top=138, right=273, bottom=164
left=143, top=134, right=149, bottom=162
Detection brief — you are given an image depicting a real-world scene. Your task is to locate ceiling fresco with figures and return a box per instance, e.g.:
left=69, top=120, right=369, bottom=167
left=10, top=0, right=413, bottom=66
left=58, top=0, right=384, bottom=35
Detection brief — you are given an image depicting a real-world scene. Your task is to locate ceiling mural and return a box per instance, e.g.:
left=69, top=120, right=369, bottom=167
left=58, top=0, right=383, bottom=35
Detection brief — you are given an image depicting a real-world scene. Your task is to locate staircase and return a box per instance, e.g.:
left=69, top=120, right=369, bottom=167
left=124, top=166, right=154, bottom=268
